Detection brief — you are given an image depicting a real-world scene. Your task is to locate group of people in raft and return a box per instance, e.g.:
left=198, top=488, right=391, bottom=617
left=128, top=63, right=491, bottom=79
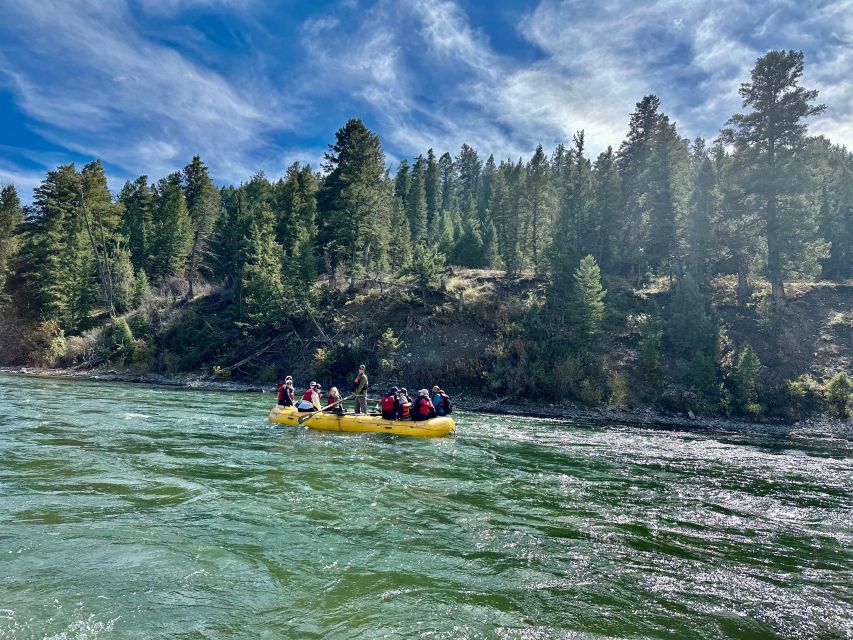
left=275, top=364, right=452, bottom=421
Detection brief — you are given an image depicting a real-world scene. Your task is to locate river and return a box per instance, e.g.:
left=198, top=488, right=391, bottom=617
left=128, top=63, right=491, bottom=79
left=0, top=374, right=850, bottom=639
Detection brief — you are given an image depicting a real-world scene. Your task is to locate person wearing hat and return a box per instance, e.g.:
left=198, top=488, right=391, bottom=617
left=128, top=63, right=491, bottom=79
left=353, top=364, right=369, bottom=414
left=297, top=381, right=321, bottom=411
left=412, top=388, right=436, bottom=421
left=275, top=375, right=295, bottom=407
left=432, top=385, right=451, bottom=416
left=380, top=386, right=400, bottom=420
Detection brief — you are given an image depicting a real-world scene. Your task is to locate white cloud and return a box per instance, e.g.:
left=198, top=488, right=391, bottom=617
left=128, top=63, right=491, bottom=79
left=0, top=0, right=289, bottom=189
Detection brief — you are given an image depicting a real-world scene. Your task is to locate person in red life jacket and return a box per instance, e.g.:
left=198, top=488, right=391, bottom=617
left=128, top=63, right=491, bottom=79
left=396, top=387, right=412, bottom=420
left=327, top=386, right=345, bottom=415
left=412, top=389, right=436, bottom=421
left=353, top=365, right=369, bottom=414
left=297, top=382, right=321, bottom=411
left=276, top=376, right=295, bottom=407
left=380, top=387, right=400, bottom=420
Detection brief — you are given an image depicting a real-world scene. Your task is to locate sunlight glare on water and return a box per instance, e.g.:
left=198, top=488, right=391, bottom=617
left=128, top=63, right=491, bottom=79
left=0, top=374, right=851, bottom=639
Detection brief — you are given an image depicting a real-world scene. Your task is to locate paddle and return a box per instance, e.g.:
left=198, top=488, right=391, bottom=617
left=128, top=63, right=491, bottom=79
left=298, top=394, right=353, bottom=425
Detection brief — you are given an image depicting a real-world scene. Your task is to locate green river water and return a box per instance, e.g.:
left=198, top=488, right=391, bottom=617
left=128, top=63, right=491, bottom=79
left=0, top=374, right=851, bottom=639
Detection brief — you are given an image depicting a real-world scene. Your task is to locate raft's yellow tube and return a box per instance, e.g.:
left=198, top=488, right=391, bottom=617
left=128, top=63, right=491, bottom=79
left=268, top=405, right=455, bottom=437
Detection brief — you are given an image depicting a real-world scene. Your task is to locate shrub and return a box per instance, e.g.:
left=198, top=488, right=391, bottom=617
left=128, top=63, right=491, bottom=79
left=376, top=328, right=403, bottom=376
left=825, top=372, right=853, bottom=419
left=777, top=375, right=825, bottom=420
left=128, top=311, right=152, bottom=338
left=731, top=345, right=762, bottom=416
left=130, top=338, right=155, bottom=366
left=110, top=318, right=135, bottom=364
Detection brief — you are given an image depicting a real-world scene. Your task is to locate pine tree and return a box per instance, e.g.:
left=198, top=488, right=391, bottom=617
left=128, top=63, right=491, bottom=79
left=477, top=154, right=496, bottom=222
left=592, top=147, right=621, bottom=272
left=388, top=196, right=412, bottom=272
left=720, top=50, right=826, bottom=303
left=241, top=223, right=290, bottom=333
left=19, top=164, right=97, bottom=331
left=525, top=144, right=553, bottom=271
left=425, top=149, right=441, bottom=232
left=408, top=155, right=428, bottom=241
left=687, top=142, right=717, bottom=285
left=182, top=155, right=221, bottom=299
left=456, top=144, right=481, bottom=220
left=644, top=116, right=689, bottom=275
left=618, top=95, right=661, bottom=283
left=119, top=176, right=154, bottom=273
left=275, top=162, right=318, bottom=281
left=555, top=133, right=593, bottom=265
left=0, top=184, right=23, bottom=301
left=394, top=160, right=411, bottom=211
left=110, top=247, right=137, bottom=313
left=571, top=255, right=606, bottom=342
left=731, top=345, right=762, bottom=415
left=817, top=145, right=853, bottom=279
left=712, top=143, right=759, bottom=301
left=316, top=119, right=391, bottom=287
left=149, top=173, right=192, bottom=282
left=80, top=160, right=124, bottom=316
left=406, top=243, right=446, bottom=302
left=452, top=218, right=485, bottom=267
left=666, top=275, right=721, bottom=397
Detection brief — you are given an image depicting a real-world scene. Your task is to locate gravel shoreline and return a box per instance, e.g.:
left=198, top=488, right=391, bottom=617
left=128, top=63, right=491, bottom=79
left=3, top=367, right=851, bottom=442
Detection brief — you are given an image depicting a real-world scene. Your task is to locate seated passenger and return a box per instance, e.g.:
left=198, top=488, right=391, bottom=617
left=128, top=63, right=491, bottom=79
left=380, top=387, right=400, bottom=420
left=432, top=385, right=452, bottom=416
left=276, top=376, right=295, bottom=407
left=327, top=386, right=345, bottom=415
left=311, top=383, right=323, bottom=411
left=412, top=389, right=436, bottom=421
left=297, top=382, right=319, bottom=411
left=397, top=387, right=412, bottom=420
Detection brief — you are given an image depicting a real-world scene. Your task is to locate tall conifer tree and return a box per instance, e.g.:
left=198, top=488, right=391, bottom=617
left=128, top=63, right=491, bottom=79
left=720, top=50, right=826, bottom=303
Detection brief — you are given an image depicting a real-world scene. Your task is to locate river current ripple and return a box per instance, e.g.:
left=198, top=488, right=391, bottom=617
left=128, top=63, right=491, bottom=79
left=0, top=375, right=851, bottom=639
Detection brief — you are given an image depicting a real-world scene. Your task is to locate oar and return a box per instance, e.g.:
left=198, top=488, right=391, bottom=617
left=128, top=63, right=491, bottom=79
left=298, top=394, right=353, bottom=425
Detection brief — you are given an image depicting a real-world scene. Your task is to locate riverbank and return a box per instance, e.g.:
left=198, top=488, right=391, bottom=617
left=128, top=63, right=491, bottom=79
left=4, top=366, right=851, bottom=442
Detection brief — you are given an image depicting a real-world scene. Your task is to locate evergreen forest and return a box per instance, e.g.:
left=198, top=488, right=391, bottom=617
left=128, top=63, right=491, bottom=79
left=1, top=50, right=852, bottom=420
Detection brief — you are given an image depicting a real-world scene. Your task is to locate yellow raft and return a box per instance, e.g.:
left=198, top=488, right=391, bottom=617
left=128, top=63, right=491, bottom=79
left=267, top=405, right=455, bottom=437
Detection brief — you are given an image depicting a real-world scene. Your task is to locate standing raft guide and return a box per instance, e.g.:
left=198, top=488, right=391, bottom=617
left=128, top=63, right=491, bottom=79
left=268, top=365, right=455, bottom=437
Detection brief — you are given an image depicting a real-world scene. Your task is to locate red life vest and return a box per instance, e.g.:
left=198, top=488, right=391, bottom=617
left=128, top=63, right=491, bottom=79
left=399, top=400, right=411, bottom=418
left=380, top=394, right=396, bottom=412
left=302, top=388, right=314, bottom=401
left=414, top=397, right=432, bottom=418
left=277, top=384, right=285, bottom=404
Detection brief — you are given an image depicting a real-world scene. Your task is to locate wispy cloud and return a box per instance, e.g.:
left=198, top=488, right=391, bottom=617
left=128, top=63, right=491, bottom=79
left=1, top=0, right=851, bottom=202
left=0, top=0, right=289, bottom=190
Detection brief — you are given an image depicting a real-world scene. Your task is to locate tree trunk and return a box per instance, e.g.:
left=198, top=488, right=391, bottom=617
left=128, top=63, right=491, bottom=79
left=766, top=194, right=785, bottom=304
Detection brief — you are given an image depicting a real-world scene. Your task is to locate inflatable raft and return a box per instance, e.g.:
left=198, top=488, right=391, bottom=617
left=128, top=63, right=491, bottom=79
left=268, top=405, right=455, bottom=437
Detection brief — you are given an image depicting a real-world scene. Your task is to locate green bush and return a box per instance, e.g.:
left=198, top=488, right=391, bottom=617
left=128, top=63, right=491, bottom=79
left=777, top=375, right=825, bottom=420
left=110, top=318, right=135, bottom=364
left=825, top=372, right=853, bottom=419
left=128, top=311, right=152, bottom=338
left=730, top=345, right=762, bottom=416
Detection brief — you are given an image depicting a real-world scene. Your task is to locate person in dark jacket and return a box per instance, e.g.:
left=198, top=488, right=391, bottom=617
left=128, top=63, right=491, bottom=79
left=276, top=376, right=295, bottom=407
left=412, top=389, right=436, bottom=421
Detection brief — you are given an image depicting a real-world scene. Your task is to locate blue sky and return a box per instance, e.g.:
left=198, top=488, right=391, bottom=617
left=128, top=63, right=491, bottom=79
left=1, top=0, right=851, bottom=201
